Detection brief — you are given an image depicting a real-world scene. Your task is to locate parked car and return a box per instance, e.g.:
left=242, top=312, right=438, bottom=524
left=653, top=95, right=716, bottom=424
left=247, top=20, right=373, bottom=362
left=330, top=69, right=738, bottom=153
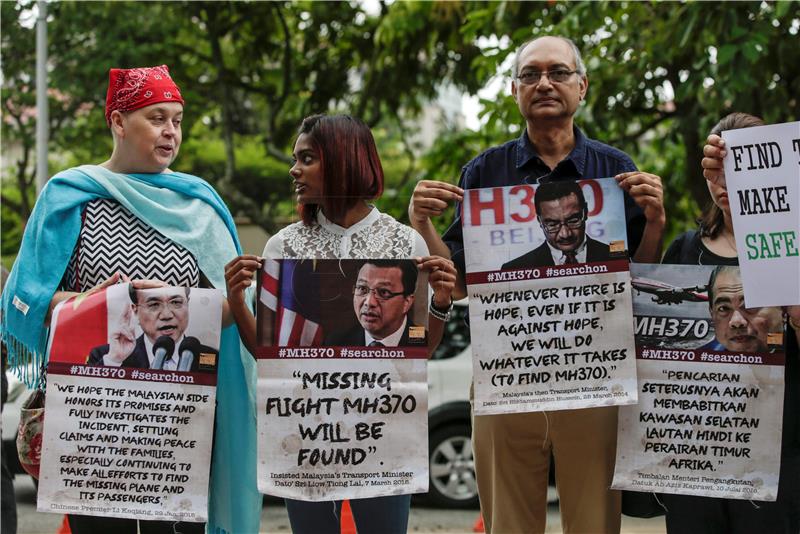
left=424, top=301, right=478, bottom=508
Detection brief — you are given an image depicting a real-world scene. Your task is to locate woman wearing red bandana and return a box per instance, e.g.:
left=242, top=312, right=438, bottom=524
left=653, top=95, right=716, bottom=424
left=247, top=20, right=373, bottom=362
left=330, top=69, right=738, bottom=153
left=1, top=66, right=259, bottom=534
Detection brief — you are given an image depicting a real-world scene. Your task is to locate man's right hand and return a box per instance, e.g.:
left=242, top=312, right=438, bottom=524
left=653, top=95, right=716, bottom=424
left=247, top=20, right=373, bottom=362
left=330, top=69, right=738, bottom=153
left=701, top=134, right=727, bottom=187
left=409, top=180, right=464, bottom=227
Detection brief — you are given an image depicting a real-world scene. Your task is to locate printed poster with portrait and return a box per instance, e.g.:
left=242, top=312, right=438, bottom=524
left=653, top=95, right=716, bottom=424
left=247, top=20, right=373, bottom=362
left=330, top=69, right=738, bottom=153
left=612, top=264, right=785, bottom=501
left=37, top=284, right=222, bottom=522
left=255, top=259, right=429, bottom=501
left=462, top=177, right=637, bottom=414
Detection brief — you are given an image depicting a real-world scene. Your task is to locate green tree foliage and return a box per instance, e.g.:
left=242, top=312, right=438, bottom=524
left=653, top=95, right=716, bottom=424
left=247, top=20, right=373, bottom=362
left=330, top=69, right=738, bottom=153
left=1, top=0, right=482, bottom=248
left=435, top=0, right=800, bottom=239
left=2, top=0, right=798, bottom=255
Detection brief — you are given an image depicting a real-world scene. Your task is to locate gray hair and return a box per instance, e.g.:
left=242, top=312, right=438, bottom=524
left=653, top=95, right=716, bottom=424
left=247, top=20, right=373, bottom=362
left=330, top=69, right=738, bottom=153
left=512, top=36, right=586, bottom=79
left=707, top=265, right=739, bottom=309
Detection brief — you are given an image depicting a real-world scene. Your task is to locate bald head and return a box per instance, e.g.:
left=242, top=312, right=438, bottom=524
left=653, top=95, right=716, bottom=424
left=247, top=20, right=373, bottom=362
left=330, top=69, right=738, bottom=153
left=513, top=36, right=586, bottom=79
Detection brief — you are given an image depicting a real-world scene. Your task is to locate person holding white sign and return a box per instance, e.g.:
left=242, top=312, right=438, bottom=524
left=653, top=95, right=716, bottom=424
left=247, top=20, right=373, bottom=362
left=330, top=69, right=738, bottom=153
left=406, top=35, right=666, bottom=534
left=0, top=66, right=259, bottom=534
left=225, top=114, right=456, bottom=534
left=660, top=112, right=800, bottom=534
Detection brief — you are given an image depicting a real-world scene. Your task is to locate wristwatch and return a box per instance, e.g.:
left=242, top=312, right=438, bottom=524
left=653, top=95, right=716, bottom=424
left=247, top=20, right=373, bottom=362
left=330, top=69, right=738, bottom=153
left=429, top=295, right=453, bottom=322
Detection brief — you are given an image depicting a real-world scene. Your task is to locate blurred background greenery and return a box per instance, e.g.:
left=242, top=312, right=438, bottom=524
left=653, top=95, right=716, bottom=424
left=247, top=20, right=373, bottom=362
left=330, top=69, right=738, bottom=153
left=2, top=0, right=799, bottom=266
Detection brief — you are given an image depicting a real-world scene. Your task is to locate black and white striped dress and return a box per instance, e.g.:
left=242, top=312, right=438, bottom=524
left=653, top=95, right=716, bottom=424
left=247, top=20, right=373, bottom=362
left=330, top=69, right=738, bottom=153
left=62, top=199, right=200, bottom=291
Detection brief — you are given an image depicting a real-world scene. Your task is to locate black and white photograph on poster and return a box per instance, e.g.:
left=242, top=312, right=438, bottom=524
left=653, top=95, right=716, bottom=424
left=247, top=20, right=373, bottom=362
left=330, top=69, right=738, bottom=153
left=612, top=264, right=786, bottom=501
left=255, top=259, right=430, bottom=501
left=722, top=121, right=800, bottom=308
left=37, top=284, right=223, bottom=522
left=462, top=178, right=638, bottom=414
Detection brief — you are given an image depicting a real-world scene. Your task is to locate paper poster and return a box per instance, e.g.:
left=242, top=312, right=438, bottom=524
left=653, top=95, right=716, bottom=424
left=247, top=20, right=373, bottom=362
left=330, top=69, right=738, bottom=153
left=722, top=121, right=800, bottom=307
left=612, top=264, right=785, bottom=501
left=462, top=178, right=637, bottom=414
left=256, top=259, right=429, bottom=501
left=38, top=284, right=222, bottom=522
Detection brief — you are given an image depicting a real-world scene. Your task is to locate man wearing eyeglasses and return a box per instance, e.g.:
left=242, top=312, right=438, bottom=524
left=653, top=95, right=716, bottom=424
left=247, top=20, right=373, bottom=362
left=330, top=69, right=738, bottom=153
left=502, top=180, right=617, bottom=269
left=408, top=36, right=665, bottom=534
left=324, top=260, right=425, bottom=347
left=88, top=286, right=216, bottom=371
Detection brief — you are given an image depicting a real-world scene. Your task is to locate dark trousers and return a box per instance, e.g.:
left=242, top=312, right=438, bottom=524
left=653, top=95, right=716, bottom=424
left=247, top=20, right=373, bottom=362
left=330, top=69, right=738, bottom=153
left=67, top=515, right=205, bottom=534
left=1, top=369, right=17, bottom=534
left=285, top=495, right=411, bottom=534
left=661, top=454, right=800, bottom=534
left=1, top=442, right=16, bottom=534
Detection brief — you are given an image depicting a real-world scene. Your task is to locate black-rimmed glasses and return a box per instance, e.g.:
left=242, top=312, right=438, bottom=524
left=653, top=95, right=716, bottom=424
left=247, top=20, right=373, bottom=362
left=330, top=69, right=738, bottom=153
left=540, top=213, right=585, bottom=234
left=353, top=285, right=405, bottom=301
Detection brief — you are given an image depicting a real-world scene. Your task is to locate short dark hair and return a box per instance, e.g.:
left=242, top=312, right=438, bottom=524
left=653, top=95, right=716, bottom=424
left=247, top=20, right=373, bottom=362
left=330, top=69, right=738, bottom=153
left=129, top=285, right=190, bottom=304
left=707, top=265, right=738, bottom=310
left=534, top=180, right=588, bottom=216
left=359, top=260, right=418, bottom=296
left=296, top=114, right=384, bottom=226
left=700, top=113, right=765, bottom=239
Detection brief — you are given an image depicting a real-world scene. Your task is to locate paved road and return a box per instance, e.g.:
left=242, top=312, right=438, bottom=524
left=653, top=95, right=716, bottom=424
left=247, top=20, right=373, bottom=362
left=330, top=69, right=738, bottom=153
left=13, top=476, right=665, bottom=533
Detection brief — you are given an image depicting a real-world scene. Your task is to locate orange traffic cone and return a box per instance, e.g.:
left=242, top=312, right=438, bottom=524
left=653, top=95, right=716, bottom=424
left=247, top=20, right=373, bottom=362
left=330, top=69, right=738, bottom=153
left=341, top=499, right=357, bottom=534
left=57, top=516, right=72, bottom=534
left=473, top=513, right=485, bottom=533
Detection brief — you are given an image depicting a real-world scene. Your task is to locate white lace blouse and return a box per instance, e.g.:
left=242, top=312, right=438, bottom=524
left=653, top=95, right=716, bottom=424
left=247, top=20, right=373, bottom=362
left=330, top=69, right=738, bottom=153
left=262, top=207, right=429, bottom=260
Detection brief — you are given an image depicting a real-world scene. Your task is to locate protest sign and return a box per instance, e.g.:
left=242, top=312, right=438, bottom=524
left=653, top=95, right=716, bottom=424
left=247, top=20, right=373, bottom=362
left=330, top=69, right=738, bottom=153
left=612, top=264, right=785, bottom=501
left=722, top=121, right=800, bottom=307
left=462, top=178, right=637, bottom=414
left=256, top=259, right=429, bottom=501
left=37, top=284, right=222, bottom=522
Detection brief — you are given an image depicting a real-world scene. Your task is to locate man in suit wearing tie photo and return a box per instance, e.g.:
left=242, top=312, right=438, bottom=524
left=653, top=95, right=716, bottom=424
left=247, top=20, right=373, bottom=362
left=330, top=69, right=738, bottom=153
left=324, top=260, right=425, bottom=347
left=88, top=285, right=217, bottom=371
left=502, top=180, right=619, bottom=270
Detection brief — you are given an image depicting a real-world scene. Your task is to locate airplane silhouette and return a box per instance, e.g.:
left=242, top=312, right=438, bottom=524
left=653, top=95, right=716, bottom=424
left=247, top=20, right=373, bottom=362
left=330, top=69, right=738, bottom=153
left=632, top=278, right=708, bottom=305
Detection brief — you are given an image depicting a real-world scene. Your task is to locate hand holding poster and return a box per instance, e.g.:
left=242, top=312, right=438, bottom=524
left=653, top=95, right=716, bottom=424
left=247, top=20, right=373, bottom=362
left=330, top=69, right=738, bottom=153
left=37, top=284, right=222, bottom=522
left=462, top=178, right=637, bottom=414
left=722, top=121, right=800, bottom=307
left=612, top=265, right=785, bottom=500
left=256, top=259, right=429, bottom=501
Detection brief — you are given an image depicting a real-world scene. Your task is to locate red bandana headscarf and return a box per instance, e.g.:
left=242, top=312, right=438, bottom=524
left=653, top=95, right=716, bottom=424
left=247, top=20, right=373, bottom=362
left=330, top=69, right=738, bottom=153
left=105, top=65, right=184, bottom=126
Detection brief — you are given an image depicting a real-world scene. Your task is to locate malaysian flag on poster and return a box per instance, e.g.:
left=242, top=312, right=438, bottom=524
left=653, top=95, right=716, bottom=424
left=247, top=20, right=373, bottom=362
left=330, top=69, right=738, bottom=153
left=260, top=259, right=323, bottom=346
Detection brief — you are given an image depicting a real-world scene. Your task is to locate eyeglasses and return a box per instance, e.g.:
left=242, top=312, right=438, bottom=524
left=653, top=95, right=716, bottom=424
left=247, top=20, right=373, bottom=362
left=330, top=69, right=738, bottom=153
left=540, top=213, right=585, bottom=234
left=140, top=298, right=187, bottom=313
left=353, top=285, right=406, bottom=301
left=516, top=69, right=578, bottom=85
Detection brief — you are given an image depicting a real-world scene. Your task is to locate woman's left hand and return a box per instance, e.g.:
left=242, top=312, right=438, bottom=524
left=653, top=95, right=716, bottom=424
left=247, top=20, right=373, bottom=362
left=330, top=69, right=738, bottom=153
left=615, top=172, right=665, bottom=227
left=417, top=256, right=456, bottom=309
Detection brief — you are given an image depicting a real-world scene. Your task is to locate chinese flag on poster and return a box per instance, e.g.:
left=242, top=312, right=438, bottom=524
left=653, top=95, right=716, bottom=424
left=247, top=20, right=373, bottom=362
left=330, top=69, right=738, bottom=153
left=48, top=290, right=108, bottom=364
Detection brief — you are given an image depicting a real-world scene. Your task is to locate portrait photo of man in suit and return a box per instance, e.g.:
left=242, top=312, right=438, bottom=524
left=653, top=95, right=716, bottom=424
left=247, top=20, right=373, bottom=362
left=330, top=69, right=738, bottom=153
left=324, top=260, right=425, bottom=347
left=502, top=180, right=618, bottom=270
left=88, top=285, right=218, bottom=372
left=703, top=265, right=783, bottom=353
